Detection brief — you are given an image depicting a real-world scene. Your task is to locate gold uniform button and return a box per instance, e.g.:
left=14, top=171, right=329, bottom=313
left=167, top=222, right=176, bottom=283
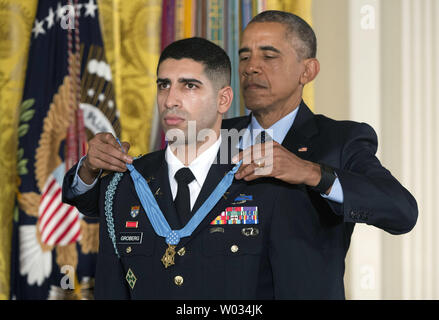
left=174, top=275, right=184, bottom=286
left=177, top=247, right=186, bottom=256
left=231, top=245, right=239, bottom=253
left=126, top=246, right=132, bottom=254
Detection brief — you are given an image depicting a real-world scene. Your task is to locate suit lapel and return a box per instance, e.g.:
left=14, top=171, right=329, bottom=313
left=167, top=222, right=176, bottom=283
left=281, top=101, right=318, bottom=161
left=227, top=102, right=319, bottom=161
left=232, top=115, right=252, bottom=131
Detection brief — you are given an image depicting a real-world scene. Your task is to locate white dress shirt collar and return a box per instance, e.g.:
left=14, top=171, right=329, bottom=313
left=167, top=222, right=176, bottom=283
left=165, top=135, right=222, bottom=205
left=239, top=105, right=300, bottom=150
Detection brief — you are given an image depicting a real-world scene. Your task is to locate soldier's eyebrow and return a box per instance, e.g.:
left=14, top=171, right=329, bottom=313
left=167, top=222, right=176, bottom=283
left=178, top=78, right=203, bottom=85
left=156, top=78, right=203, bottom=84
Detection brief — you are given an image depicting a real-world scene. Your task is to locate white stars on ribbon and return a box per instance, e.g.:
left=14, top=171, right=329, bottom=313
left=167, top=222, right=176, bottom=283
left=166, top=231, right=180, bottom=245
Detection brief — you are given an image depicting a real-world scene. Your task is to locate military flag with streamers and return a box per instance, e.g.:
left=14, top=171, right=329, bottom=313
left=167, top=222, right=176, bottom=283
left=10, top=0, right=121, bottom=299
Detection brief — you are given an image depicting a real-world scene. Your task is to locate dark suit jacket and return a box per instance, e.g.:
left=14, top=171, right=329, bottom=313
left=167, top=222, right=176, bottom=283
left=222, top=101, right=418, bottom=235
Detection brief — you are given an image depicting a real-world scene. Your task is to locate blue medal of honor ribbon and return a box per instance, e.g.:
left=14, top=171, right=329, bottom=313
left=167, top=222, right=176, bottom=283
left=116, top=138, right=242, bottom=246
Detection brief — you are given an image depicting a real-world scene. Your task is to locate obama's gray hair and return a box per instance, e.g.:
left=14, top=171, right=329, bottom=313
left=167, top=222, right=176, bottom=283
left=249, top=10, right=317, bottom=60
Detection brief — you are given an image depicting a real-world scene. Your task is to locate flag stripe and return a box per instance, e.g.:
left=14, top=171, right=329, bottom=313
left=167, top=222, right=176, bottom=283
left=39, top=179, right=58, bottom=214
left=59, top=227, right=81, bottom=247
left=51, top=208, right=79, bottom=244
left=38, top=176, right=81, bottom=246
left=40, top=194, right=65, bottom=234
left=39, top=187, right=62, bottom=222
left=56, top=216, right=81, bottom=246
left=44, top=208, right=77, bottom=245
left=43, top=205, right=75, bottom=244
left=54, top=213, right=79, bottom=245
left=40, top=178, right=57, bottom=202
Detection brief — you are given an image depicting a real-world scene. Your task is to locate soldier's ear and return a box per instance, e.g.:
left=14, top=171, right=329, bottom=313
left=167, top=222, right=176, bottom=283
left=217, top=86, right=233, bottom=115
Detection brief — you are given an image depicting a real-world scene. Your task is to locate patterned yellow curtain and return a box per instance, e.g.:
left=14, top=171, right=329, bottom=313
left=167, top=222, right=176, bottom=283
left=97, top=0, right=162, bottom=156
left=266, top=0, right=314, bottom=111
left=0, top=0, right=38, bottom=300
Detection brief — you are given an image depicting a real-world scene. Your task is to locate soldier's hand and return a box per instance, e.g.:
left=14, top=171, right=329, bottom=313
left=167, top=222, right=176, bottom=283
left=79, top=132, right=133, bottom=184
left=232, top=141, right=321, bottom=187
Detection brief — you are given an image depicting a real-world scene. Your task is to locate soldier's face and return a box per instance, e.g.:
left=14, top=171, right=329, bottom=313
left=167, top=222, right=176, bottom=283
left=157, top=58, right=220, bottom=144
left=239, top=22, right=305, bottom=113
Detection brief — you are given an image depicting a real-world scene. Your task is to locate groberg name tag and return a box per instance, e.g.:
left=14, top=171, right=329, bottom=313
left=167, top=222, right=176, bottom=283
left=117, top=232, right=143, bottom=244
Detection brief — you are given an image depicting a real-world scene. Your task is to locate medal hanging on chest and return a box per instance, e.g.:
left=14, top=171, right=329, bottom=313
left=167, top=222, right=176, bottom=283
left=161, top=244, right=176, bottom=268
left=116, top=138, right=242, bottom=268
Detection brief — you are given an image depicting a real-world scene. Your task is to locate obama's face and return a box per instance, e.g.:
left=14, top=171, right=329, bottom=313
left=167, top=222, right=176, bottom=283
left=239, top=22, right=309, bottom=114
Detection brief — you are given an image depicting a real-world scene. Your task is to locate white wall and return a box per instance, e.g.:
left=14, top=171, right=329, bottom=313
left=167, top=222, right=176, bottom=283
left=313, top=0, right=439, bottom=299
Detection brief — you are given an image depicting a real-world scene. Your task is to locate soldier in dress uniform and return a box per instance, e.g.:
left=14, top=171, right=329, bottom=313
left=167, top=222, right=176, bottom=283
left=63, top=37, right=306, bottom=299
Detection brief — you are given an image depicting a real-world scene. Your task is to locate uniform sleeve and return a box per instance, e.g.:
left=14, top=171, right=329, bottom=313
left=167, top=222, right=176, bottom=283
left=71, top=156, right=101, bottom=196
left=62, top=161, right=101, bottom=217
left=327, top=122, right=418, bottom=235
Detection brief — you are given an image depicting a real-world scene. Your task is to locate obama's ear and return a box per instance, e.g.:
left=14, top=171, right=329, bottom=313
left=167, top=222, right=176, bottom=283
left=300, top=58, right=320, bottom=85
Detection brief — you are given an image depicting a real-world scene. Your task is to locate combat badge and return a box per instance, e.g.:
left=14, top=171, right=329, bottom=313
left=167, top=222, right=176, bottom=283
left=126, top=268, right=137, bottom=289
left=233, top=194, right=253, bottom=204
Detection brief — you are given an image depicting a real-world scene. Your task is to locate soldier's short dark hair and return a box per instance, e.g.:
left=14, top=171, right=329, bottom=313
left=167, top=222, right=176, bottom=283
left=249, top=10, right=317, bottom=60
left=157, top=37, right=231, bottom=89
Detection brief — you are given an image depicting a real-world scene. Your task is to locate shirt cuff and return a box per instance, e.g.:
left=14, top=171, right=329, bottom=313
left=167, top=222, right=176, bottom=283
left=71, top=156, right=101, bottom=196
left=320, top=176, right=344, bottom=204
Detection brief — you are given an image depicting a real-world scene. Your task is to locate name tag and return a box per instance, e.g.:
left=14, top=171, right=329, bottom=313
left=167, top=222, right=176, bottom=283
left=117, top=232, right=143, bottom=244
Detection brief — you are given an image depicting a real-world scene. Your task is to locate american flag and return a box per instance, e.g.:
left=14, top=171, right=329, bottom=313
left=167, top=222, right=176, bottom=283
left=38, top=175, right=81, bottom=246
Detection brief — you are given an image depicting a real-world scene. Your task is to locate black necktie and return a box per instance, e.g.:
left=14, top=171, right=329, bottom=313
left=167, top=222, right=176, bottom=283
left=174, top=167, right=196, bottom=226
left=257, top=131, right=272, bottom=144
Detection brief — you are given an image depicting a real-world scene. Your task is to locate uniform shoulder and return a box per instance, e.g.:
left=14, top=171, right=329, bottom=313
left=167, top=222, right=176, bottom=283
left=100, top=149, right=165, bottom=183
left=132, top=149, right=165, bottom=165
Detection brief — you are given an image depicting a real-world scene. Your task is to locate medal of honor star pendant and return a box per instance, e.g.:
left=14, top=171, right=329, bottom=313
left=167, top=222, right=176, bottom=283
left=161, top=244, right=177, bottom=268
